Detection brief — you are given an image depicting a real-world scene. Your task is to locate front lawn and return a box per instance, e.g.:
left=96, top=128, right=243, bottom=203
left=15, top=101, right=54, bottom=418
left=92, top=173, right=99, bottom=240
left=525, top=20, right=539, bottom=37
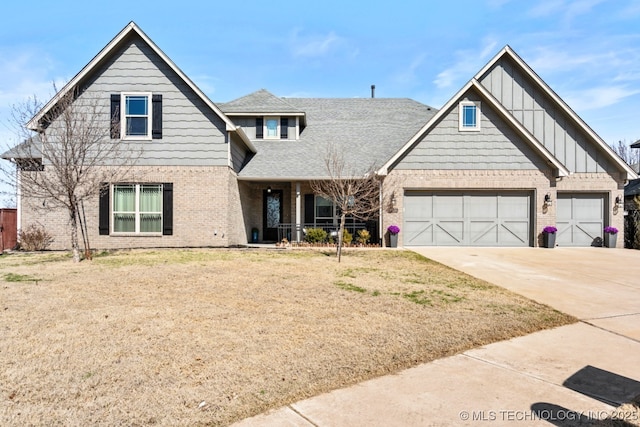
left=0, top=249, right=574, bottom=426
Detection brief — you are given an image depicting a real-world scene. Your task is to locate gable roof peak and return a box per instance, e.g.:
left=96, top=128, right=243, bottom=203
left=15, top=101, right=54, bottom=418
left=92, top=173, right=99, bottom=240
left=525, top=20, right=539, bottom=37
left=26, top=21, right=237, bottom=133
left=220, top=89, right=305, bottom=115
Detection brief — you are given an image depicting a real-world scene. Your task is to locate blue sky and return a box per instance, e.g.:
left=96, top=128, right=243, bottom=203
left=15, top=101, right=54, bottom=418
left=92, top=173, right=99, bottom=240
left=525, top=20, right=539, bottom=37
left=2, top=0, right=640, bottom=205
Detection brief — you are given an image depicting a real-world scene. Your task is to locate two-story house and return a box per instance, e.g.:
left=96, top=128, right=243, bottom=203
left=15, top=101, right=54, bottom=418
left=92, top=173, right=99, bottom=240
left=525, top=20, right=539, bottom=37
left=3, top=22, right=637, bottom=249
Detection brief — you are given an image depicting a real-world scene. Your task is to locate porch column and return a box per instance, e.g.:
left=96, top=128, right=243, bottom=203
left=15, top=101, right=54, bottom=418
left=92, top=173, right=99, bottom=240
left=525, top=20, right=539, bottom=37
left=295, top=182, right=301, bottom=242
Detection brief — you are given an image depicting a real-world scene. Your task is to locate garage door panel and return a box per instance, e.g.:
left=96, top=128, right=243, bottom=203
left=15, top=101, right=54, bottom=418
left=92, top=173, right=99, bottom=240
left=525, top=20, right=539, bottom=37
left=434, top=195, right=464, bottom=218
left=404, top=221, right=434, bottom=246
left=469, top=221, right=498, bottom=245
left=404, top=192, right=531, bottom=247
left=404, top=195, right=432, bottom=220
left=499, top=195, right=530, bottom=217
left=500, top=221, right=530, bottom=244
left=556, top=194, right=604, bottom=247
left=467, top=196, right=498, bottom=217
left=435, top=221, right=464, bottom=244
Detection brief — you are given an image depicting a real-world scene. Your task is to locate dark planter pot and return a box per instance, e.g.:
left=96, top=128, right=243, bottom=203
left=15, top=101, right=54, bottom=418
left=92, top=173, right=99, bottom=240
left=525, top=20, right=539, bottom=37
left=543, top=232, right=556, bottom=248
left=389, top=233, right=398, bottom=248
left=604, top=233, right=617, bottom=248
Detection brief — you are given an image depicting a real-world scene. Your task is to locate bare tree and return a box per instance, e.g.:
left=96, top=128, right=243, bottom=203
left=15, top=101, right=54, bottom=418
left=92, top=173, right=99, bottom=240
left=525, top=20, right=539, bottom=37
left=1, top=86, right=141, bottom=262
left=611, top=140, right=640, bottom=171
left=311, top=145, right=381, bottom=262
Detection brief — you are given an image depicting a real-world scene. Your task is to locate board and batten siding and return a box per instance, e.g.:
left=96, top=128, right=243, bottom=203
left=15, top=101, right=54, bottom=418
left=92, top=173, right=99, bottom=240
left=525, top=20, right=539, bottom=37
left=478, top=56, right=613, bottom=174
left=78, top=34, right=229, bottom=166
left=395, top=91, right=549, bottom=171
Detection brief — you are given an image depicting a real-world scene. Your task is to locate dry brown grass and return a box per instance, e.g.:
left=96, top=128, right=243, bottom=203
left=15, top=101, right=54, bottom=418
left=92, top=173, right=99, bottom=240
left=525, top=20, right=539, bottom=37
left=0, top=248, right=574, bottom=426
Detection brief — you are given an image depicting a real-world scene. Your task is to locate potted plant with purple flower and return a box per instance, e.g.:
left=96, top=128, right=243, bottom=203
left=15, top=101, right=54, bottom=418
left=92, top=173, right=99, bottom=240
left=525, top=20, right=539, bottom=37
left=387, top=225, right=400, bottom=248
left=542, top=226, right=557, bottom=248
left=603, top=226, right=618, bottom=248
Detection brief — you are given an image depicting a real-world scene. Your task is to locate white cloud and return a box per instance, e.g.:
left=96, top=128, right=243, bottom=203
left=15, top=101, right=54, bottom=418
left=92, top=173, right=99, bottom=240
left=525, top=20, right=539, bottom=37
left=433, top=38, right=498, bottom=89
left=564, top=85, right=640, bottom=111
left=289, top=29, right=356, bottom=59
left=393, top=53, right=428, bottom=85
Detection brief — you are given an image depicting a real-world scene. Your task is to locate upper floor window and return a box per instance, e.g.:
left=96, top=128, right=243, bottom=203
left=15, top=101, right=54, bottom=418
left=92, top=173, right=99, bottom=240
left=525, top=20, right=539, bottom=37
left=459, top=101, right=481, bottom=131
left=110, top=93, right=162, bottom=140
left=124, top=94, right=150, bottom=138
left=122, top=93, right=152, bottom=139
left=256, top=117, right=289, bottom=139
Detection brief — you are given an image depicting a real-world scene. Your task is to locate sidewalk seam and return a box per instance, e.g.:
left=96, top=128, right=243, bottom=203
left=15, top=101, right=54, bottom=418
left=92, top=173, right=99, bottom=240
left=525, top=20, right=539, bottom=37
left=579, top=320, right=640, bottom=344
left=461, top=353, right=560, bottom=388
left=584, top=312, right=640, bottom=320
left=288, top=404, right=319, bottom=426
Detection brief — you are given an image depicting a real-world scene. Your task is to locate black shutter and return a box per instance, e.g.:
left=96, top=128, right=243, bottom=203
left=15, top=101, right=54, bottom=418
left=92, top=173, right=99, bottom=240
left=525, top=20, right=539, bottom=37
left=110, top=94, right=120, bottom=139
left=99, top=183, right=110, bottom=235
left=304, top=194, right=315, bottom=225
left=163, top=183, right=173, bottom=235
left=280, top=117, right=288, bottom=139
left=152, top=94, right=162, bottom=139
left=256, top=117, right=263, bottom=139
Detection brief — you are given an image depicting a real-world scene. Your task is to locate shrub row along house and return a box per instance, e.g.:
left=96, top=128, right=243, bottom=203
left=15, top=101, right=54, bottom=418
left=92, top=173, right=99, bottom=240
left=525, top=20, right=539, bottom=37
left=2, top=22, right=637, bottom=250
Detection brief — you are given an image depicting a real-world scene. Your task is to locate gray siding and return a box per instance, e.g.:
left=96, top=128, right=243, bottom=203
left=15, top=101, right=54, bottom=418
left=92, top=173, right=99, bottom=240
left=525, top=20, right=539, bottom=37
left=396, top=91, right=548, bottom=171
left=77, top=34, right=229, bottom=166
left=479, top=57, right=613, bottom=174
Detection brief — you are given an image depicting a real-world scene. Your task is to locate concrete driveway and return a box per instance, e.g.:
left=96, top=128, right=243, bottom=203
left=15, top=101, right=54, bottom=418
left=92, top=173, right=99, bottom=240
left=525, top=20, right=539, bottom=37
left=413, top=247, right=640, bottom=340
left=234, top=247, right=640, bottom=426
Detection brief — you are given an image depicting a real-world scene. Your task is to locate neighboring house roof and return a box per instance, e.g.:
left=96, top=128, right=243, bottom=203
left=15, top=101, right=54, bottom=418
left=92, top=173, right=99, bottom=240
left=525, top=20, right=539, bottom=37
left=625, top=178, right=640, bottom=197
left=476, top=46, right=637, bottom=180
left=221, top=89, right=304, bottom=112
left=235, top=97, right=437, bottom=180
left=380, top=79, right=571, bottom=177
left=24, top=22, right=254, bottom=150
left=0, top=135, right=41, bottom=160
left=631, top=140, right=640, bottom=149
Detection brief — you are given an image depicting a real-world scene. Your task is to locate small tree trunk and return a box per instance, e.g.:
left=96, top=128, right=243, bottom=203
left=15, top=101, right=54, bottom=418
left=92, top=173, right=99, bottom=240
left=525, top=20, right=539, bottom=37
left=337, top=213, right=346, bottom=263
left=69, top=206, right=81, bottom=263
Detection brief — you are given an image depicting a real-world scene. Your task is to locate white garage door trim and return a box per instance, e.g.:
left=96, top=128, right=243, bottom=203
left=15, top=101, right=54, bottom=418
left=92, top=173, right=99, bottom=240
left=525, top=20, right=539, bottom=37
left=556, top=193, right=606, bottom=247
left=403, top=191, right=532, bottom=247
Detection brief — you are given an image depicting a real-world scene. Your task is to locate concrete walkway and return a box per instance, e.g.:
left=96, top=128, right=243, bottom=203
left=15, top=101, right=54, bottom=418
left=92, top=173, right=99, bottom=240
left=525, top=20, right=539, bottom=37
left=233, top=247, right=640, bottom=426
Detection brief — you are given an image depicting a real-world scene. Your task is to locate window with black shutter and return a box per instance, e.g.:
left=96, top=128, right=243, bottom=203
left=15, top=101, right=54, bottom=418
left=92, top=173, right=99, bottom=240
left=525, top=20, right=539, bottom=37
left=280, top=117, right=288, bottom=139
left=256, top=117, right=264, bottom=139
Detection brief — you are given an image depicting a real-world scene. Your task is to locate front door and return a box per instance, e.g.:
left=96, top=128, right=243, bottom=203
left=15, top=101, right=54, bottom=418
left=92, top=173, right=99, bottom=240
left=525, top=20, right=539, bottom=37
left=263, top=189, right=283, bottom=241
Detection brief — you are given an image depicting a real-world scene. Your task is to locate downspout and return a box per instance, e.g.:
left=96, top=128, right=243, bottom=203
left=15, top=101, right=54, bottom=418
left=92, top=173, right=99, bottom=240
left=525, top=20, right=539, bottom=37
left=295, top=182, right=301, bottom=242
left=379, top=179, right=383, bottom=246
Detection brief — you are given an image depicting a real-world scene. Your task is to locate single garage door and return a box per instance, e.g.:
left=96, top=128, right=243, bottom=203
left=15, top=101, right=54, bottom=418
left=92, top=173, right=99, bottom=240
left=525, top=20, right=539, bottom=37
left=404, top=191, right=531, bottom=246
left=556, top=193, right=605, bottom=246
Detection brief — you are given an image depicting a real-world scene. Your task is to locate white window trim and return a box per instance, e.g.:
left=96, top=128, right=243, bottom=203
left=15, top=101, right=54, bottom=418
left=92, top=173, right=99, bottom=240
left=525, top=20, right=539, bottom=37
left=459, top=101, right=481, bottom=132
left=264, top=116, right=280, bottom=139
left=111, top=183, right=163, bottom=235
left=121, top=92, right=153, bottom=140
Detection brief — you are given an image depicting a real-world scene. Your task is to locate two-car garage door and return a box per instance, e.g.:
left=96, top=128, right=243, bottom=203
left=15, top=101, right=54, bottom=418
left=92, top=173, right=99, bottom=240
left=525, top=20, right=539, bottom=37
left=404, top=192, right=531, bottom=246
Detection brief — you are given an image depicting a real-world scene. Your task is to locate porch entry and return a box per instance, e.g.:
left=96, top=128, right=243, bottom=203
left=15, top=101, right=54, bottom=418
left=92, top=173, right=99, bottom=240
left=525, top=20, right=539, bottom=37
left=263, top=189, right=283, bottom=241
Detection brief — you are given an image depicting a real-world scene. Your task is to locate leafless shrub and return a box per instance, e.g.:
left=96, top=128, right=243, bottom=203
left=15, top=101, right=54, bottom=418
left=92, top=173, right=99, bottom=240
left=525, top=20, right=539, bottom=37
left=18, top=224, right=54, bottom=251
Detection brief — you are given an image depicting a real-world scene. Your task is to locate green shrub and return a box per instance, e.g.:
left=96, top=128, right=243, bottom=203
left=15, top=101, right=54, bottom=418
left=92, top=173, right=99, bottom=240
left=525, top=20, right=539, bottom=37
left=305, top=228, right=328, bottom=243
left=356, top=229, right=371, bottom=245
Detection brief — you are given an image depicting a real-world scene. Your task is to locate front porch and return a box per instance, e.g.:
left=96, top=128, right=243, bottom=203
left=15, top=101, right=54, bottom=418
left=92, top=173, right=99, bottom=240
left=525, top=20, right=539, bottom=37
left=238, top=181, right=380, bottom=244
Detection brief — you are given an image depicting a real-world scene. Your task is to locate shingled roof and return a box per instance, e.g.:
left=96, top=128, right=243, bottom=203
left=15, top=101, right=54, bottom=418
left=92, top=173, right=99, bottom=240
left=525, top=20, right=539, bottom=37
left=225, top=94, right=437, bottom=179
